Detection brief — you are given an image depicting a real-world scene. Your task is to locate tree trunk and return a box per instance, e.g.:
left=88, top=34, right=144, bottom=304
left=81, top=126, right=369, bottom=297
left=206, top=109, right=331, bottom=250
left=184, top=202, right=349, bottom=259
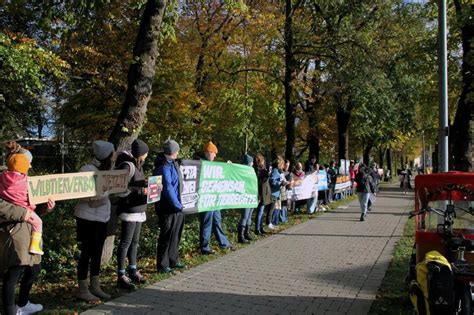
left=363, top=142, right=373, bottom=165
left=284, top=0, right=295, bottom=161
left=386, top=148, right=392, bottom=177
left=378, top=147, right=385, bottom=168
left=451, top=1, right=473, bottom=171
left=105, top=0, right=168, bottom=264
left=336, top=106, right=351, bottom=161
left=306, top=108, right=320, bottom=161
left=109, top=0, right=168, bottom=149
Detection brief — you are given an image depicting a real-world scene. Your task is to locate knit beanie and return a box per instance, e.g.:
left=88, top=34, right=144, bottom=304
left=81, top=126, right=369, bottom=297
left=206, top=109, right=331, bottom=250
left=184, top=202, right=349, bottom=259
left=93, top=140, right=114, bottom=161
left=131, top=139, right=149, bottom=158
left=7, top=153, right=30, bottom=174
left=203, top=141, right=218, bottom=154
left=241, top=154, right=253, bottom=166
left=163, top=140, right=180, bottom=155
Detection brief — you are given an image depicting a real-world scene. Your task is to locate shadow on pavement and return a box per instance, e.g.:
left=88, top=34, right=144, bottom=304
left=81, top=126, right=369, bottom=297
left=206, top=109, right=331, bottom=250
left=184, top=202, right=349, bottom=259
left=91, top=290, right=373, bottom=314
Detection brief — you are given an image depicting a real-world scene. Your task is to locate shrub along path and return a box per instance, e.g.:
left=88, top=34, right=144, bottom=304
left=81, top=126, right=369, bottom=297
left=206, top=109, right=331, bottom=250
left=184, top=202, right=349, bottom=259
left=84, top=183, right=412, bottom=315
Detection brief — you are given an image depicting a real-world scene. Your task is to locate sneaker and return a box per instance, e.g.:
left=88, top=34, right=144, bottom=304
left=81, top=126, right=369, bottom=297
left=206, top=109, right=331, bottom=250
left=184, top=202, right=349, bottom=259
left=201, top=249, right=214, bottom=255
left=128, top=270, right=145, bottom=284
left=360, top=214, right=365, bottom=222
left=158, top=267, right=174, bottom=274
left=267, top=223, right=276, bottom=230
left=117, top=275, right=136, bottom=290
left=16, top=301, right=43, bottom=314
left=171, top=262, right=186, bottom=269
left=220, top=244, right=235, bottom=251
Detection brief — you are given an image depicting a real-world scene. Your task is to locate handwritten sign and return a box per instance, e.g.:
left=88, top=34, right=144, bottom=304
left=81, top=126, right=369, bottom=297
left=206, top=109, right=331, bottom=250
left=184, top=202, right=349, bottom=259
left=28, top=170, right=128, bottom=204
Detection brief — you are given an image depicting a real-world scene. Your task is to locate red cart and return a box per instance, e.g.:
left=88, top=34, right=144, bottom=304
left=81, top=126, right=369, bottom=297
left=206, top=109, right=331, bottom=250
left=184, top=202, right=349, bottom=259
left=408, top=172, right=474, bottom=314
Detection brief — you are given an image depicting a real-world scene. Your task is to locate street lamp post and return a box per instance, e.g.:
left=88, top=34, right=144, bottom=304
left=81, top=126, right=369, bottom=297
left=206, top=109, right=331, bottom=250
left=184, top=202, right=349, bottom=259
left=437, top=0, right=449, bottom=172
left=422, top=130, right=426, bottom=173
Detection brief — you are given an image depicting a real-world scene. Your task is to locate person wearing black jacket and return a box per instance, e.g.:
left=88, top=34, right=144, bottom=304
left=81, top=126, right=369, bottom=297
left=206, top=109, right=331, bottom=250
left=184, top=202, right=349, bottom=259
left=115, top=139, right=149, bottom=290
left=154, top=140, right=185, bottom=273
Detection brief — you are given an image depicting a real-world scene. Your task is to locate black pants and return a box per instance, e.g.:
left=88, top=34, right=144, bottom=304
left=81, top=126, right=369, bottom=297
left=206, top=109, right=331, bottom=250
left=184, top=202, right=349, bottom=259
left=117, top=220, right=142, bottom=273
left=2, top=264, right=41, bottom=315
left=265, top=202, right=275, bottom=225
left=156, top=212, right=184, bottom=269
left=76, top=218, right=107, bottom=280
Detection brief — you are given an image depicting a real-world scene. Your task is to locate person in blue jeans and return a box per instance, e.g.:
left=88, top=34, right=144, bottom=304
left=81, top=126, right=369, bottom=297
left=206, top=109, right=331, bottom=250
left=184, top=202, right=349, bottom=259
left=253, top=153, right=271, bottom=235
left=238, top=154, right=254, bottom=243
left=199, top=141, right=233, bottom=255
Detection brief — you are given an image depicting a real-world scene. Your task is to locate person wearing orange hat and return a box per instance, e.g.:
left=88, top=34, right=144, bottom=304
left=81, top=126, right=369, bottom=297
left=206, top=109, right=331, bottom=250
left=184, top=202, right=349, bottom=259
left=199, top=141, right=233, bottom=255
left=0, top=150, right=44, bottom=256
left=1, top=141, right=55, bottom=315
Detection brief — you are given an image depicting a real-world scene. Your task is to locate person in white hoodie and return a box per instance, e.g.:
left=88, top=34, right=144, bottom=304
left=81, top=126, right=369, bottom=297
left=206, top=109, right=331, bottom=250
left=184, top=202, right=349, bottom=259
left=74, top=140, right=116, bottom=302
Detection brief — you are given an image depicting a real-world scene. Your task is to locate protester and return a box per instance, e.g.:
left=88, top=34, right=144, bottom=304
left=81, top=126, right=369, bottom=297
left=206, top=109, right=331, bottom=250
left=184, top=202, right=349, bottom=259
left=0, top=142, right=43, bottom=255
left=291, top=162, right=305, bottom=213
left=115, top=139, right=149, bottom=290
left=154, top=139, right=186, bottom=273
left=304, top=155, right=317, bottom=173
left=238, top=154, right=254, bottom=243
left=198, top=141, right=233, bottom=255
left=0, top=144, right=55, bottom=315
left=75, top=140, right=115, bottom=302
left=327, top=161, right=338, bottom=202
left=306, top=162, right=319, bottom=214
left=349, top=160, right=356, bottom=195
left=279, top=159, right=292, bottom=223
left=354, top=164, right=375, bottom=222
left=254, top=153, right=271, bottom=235
left=267, top=156, right=285, bottom=230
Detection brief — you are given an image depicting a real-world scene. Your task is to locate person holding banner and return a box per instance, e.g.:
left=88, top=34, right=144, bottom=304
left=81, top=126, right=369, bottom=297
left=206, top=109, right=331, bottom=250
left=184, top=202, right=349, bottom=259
left=254, top=153, right=271, bottom=235
left=115, top=139, right=149, bottom=290
left=199, top=141, right=233, bottom=255
left=74, top=140, right=116, bottom=302
left=154, top=139, right=185, bottom=273
left=238, top=154, right=254, bottom=243
left=267, top=156, right=286, bottom=230
left=1, top=143, right=56, bottom=315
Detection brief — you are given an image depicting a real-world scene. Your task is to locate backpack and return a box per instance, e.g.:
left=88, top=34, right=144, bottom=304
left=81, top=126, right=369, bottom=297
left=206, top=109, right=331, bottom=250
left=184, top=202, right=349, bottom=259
left=409, top=250, right=455, bottom=315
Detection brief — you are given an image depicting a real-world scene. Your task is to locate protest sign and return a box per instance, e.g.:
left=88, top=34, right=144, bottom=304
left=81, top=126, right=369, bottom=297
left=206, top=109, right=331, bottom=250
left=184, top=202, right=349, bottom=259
left=28, top=170, right=128, bottom=205
left=180, top=160, right=258, bottom=214
left=287, top=172, right=318, bottom=201
left=147, top=176, right=162, bottom=204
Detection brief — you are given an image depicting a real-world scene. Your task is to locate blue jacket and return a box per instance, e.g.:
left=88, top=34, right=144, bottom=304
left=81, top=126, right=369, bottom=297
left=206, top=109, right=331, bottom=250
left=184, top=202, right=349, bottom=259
left=153, top=153, right=183, bottom=214
left=269, top=167, right=282, bottom=199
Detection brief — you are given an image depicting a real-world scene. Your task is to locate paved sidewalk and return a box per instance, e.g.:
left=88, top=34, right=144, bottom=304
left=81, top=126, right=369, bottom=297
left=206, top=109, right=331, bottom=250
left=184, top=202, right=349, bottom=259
left=84, top=184, right=412, bottom=315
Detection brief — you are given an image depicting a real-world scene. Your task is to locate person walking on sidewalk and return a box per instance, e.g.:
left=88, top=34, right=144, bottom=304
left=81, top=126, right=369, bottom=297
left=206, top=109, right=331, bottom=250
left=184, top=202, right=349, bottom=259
left=199, top=141, right=233, bottom=255
left=115, top=139, right=149, bottom=290
left=75, top=140, right=116, bottom=302
left=354, top=164, right=375, bottom=222
left=154, top=140, right=186, bottom=273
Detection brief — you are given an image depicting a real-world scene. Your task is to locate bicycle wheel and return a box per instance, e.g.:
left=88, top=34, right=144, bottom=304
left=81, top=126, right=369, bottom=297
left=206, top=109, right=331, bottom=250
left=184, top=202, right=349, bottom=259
left=455, top=283, right=472, bottom=315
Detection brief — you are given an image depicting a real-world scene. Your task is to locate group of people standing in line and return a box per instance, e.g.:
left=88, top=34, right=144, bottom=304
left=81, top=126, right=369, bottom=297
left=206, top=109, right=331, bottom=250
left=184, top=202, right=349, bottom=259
left=0, top=137, right=386, bottom=314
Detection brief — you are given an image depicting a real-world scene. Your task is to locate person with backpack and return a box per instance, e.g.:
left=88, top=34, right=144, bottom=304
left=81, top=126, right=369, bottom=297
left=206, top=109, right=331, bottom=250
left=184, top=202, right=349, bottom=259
left=115, top=139, right=149, bottom=290
left=75, top=140, right=115, bottom=302
left=354, top=164, right=375, bottom=222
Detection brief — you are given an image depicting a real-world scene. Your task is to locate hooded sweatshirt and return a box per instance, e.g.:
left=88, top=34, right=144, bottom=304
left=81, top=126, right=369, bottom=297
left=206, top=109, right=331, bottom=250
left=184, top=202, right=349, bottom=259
left=0, top=171, right=35, bottom=211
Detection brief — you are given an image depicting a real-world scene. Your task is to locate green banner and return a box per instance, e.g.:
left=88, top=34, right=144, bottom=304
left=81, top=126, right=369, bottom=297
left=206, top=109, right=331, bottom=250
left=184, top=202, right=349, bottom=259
left=180, top=160, right=258, bottom=213
left=198, top=160, right=258, bottom=212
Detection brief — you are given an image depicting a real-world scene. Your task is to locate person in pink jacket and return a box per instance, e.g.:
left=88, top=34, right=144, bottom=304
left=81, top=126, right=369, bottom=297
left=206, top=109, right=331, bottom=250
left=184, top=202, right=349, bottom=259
left=0, top=142, right=43, bottom=255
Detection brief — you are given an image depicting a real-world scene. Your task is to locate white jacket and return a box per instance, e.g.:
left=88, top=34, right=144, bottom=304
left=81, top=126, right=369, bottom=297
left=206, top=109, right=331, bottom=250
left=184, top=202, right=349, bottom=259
left=74, top=159, right=111, bottom=223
